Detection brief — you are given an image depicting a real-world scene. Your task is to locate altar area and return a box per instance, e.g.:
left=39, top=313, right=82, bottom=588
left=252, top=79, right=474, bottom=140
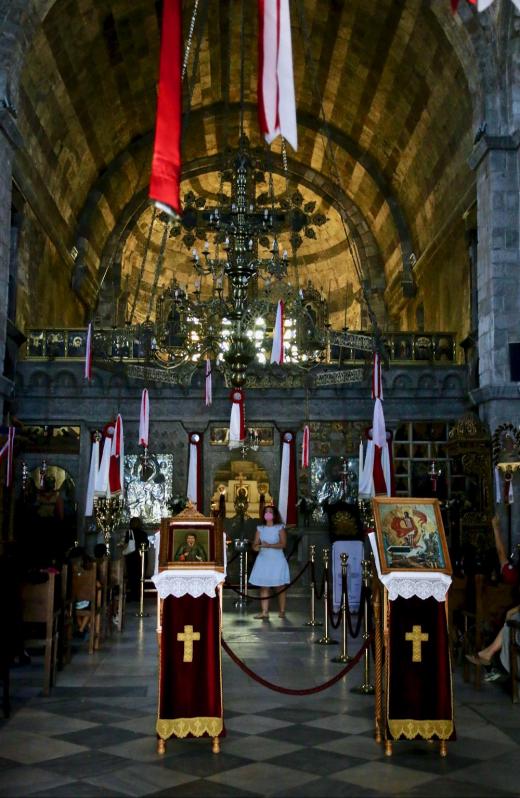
left=210, top=460, right=273, bottom=519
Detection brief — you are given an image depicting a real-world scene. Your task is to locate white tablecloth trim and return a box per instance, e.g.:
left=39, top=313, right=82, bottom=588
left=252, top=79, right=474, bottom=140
left=152, top=569, right=225, bottom=599
left=368, top=532, right=451, bottom=602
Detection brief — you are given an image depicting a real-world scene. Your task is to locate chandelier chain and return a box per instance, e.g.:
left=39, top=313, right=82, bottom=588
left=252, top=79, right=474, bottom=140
left=147, top=220, right=171, bottom=320
left=129, top=206, right=158, bottom=324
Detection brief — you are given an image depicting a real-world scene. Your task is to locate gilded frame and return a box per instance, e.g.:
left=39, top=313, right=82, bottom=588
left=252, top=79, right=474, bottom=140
left=372, top=497, right=452, bottom=575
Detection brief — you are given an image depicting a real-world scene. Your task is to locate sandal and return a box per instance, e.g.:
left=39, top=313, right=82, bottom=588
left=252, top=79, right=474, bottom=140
left=278, top=612, right=286, bottom=618
left=254, top=613, right=269, bottom=620
left=465, top=653, right=492, bottom=666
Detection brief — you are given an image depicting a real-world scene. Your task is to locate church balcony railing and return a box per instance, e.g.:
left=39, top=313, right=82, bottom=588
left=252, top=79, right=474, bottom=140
left=23, top=328, right=458, bottom=367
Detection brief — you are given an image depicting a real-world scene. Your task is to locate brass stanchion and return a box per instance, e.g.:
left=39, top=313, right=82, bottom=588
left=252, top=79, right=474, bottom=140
left=331, top=553, right=352, bottom=663
left=350, top=557, right=374, bottom=694
left=316, top=548, right=337, bottom=645
left=304, top=544, right=322, bottom=627
left=373, top=579, right=383, bottom=743
left=135, top=543, right=150, bottom=618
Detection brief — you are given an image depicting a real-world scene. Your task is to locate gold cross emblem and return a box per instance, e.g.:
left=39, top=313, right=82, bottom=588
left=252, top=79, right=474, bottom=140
left=405, top=625, right=429, bottom=662
left=177, top=625, right=201, bottom=662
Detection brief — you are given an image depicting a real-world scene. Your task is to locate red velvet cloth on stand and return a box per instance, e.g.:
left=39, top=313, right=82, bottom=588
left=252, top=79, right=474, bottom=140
left=387, top=596, right=455, bottom=741
left=158, top=593, right=225, bottom=740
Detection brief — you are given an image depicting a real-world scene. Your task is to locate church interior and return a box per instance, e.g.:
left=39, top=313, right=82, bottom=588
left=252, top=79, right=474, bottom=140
left=0, top=0, right=519, bottom=795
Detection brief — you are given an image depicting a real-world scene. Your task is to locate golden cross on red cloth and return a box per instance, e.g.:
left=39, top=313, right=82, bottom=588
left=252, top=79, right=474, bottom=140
left=177, top=625, right=201, bottom=662
left=405, top=625, right=429, bottom=662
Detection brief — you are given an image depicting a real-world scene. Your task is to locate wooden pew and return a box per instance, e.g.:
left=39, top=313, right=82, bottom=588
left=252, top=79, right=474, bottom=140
left=109, top=558, right=126, bottom=633
left=57, top=563, right=73, bottom=669
left=508, top=618, right=520, bottom=703
left=21, top=572, right=60, bottom=696
left=71, top=563, right=99, bottom=655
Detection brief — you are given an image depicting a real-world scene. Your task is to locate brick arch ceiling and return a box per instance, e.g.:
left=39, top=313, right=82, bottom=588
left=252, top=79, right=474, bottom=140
left=15, top=0, right=476, bottom=324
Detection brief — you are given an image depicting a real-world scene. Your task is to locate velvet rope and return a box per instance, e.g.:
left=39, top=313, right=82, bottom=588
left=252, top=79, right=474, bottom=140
left=222, top=635, right=371, bottom=695
left=225, top=561, right=309, bottom=601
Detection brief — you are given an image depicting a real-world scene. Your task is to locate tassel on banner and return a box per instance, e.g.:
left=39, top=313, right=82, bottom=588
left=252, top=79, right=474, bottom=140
left=85, top=322, right=92, bottom=382
left=139, top=388, right=149, bottom=448
left=229, top=389, right=245, bottom=449
left=205, top=356, right=213, bottom=407
left=302, top=425, right=310, bottom=468
left=270, top=300, right=284, bottom=364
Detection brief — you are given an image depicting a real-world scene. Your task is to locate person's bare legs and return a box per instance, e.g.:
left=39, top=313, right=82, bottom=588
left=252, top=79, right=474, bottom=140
left=478, top=627, right=504, bottom=662
left=278, top=586, right=286, bottom=617
left=259, top=587, right=270, bottom=617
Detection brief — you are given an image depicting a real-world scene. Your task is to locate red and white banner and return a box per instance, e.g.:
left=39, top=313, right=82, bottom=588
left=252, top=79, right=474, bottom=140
left=85, top=322, right=92, bottom=382
left=371, top=352, right=383, bottom=400
left=205, top=356, right=213, bottom=407
left=358, top=400, right=392, bottom=499
left=302, top=424, right=310, bottom=468
left=149, top=0, right=183, bottom=217
left=139, top=388, right=149, bottom=447
left=95, top=417, right=125, bottom=498
left=278, top=431, right=297, bottom=526
left=187, top=432, right=202, bottom=511
left=85, top=432, right=100, bottom=516
left=0, top=426, right=15, bottom=487
left=270, top=300, right=284, bottom=364
left=229, top=389, right=246, bottom=449
left=258, top=0, right=298, bottom=151
left=452, top=0, right=520, bottom=12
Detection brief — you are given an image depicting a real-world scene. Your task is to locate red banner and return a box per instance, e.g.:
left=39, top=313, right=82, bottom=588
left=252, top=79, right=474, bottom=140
left=149, top=0, right=183, bottom=217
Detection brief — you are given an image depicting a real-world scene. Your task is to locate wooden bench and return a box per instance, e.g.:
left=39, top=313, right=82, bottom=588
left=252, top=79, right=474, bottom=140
left=21, top=572, right=60, bottom=696
left=57, top=563, right=73, bottom=669
left=71, top=563, right=99, bottom=655
left=109, top=558, right=126, bottom=633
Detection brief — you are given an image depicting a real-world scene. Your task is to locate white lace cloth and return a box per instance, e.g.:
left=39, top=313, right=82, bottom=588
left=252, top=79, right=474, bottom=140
left=368, top=532, right=451, bottom=602
left=152, top=569, right=225, bottom=599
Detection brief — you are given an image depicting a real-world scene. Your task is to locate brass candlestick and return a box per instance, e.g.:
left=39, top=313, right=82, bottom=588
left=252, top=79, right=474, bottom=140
left=94, top=495, right=124, bottom=555
left=136, top=542, right=150, bottom=618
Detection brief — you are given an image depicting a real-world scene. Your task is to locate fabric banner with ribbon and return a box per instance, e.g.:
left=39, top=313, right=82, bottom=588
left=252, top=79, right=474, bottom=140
left=0, top=426, right=15, bottom=487
left=386, top=595, right=455, bottom=741
left=139, top=389, right=149, bottom=448
left=270, top=300, right=284, bottom=364
left=205, top=357, right=212, bottom=407
left=85, top=322, right=92, bottom=382
left=228, top=389, right=245, bottom=449
left=257, top=0, right=298, bottom=151
left=187, top=432, right=202, bottom=512
left=149, top=0, right=183, bottom=217
left=278, top=431, right=297, bottom=526
left=95, top=416, right=125, bottom=498
left=157, top=593, right=225, bottom=741
left=302, top=424, right=310, bottom=469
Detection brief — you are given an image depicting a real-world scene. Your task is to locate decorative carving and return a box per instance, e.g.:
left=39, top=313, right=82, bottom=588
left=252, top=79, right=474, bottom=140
left=448, top=412, right=490, bottom=443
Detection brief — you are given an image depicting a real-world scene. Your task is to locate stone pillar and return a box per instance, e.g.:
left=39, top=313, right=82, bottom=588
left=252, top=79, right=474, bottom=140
left=469, top=133, right=520, bottom=432
left=0, top=107, right=21, bottom=408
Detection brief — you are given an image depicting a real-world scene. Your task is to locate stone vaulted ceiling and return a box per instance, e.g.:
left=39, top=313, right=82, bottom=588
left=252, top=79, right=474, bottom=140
left=14, top=0, right=476, bottom=336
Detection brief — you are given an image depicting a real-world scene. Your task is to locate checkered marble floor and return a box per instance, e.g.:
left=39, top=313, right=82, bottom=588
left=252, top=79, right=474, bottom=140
left=1, top=593, right=519, bottom=797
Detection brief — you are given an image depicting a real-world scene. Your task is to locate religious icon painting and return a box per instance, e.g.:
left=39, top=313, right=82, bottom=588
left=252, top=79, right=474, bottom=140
left=372, top=497, right=451, bottom=575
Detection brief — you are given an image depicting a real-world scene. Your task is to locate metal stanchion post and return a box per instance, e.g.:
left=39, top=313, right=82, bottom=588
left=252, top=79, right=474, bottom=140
left=316, top=547, right=337, bottom=645
left=350, top=558, right=374, bottom=694
left=304, top=544, right=322, bottom=627
left=135, top=543, right=150, bottom=618
left=331, top=553, right=353, bottom=663
left=234, top=539, right=248, bottom=609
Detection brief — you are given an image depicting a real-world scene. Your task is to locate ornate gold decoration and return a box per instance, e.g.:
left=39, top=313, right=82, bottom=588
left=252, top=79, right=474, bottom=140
left=492, top=422, right=520, bottom=467
left=177, top=625, right=201, bottom=662
left=331, top=511, right=358, bottom=537
left=448, top=412, right=490, bottom=443
left=405, top=625, right=429, bottom=662
left=156, top=717, right=223, bottom=740
left=387, top=719, right=453, bottom=740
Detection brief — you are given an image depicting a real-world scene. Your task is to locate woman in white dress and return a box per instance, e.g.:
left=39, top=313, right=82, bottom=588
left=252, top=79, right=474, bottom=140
left=249, top=504, right=290, bottom=619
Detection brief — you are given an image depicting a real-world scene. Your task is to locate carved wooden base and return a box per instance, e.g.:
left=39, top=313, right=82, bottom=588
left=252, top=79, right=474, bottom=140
left=384, top=740, right=393, bottom=756
left=439, top=740, right=447, bottom=757
left=212, top=736, right=220, bottom=754
left=157, top=737, right=166, bottom=755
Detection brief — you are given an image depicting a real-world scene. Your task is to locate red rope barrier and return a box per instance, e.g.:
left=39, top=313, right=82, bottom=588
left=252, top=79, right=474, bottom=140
left=221, top=635, right=371, bottom=695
